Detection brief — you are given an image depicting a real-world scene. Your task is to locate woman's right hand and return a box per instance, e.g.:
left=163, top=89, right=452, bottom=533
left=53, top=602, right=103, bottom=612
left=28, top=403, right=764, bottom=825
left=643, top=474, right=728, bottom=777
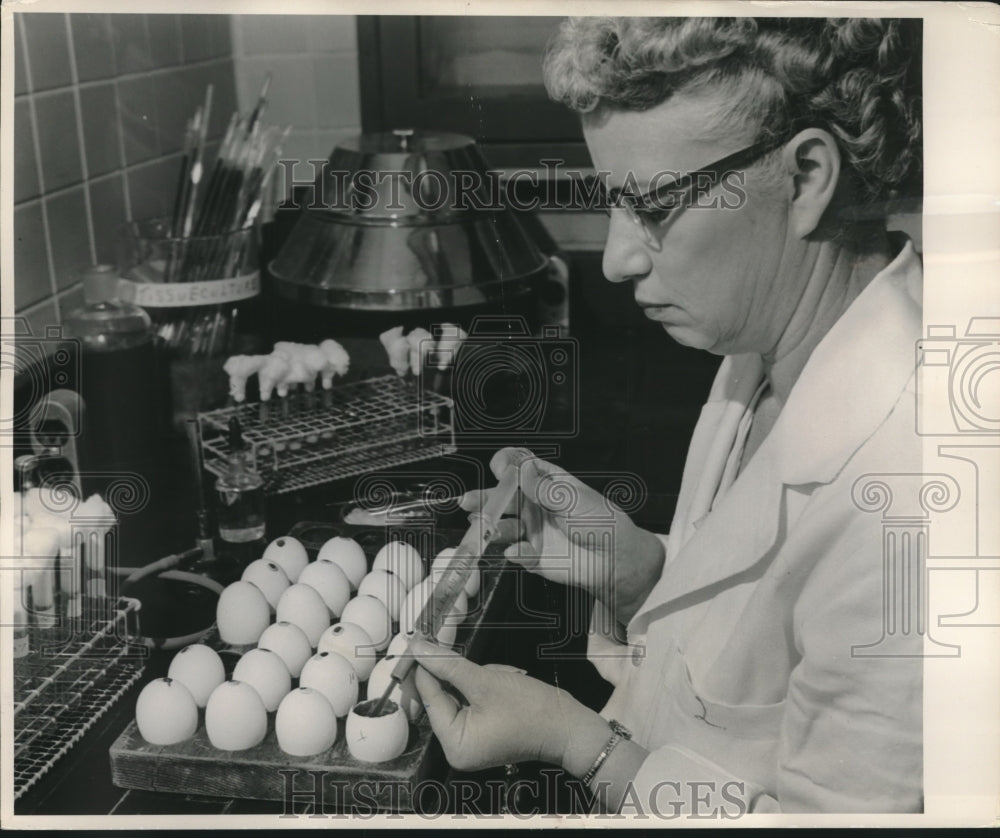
left=461, top=448, right=665, bottom=626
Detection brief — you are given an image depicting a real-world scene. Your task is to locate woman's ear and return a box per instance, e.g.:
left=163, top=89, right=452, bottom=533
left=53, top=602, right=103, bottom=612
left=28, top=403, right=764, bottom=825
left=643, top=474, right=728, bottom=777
left=782, top=128, right=841, bottom=238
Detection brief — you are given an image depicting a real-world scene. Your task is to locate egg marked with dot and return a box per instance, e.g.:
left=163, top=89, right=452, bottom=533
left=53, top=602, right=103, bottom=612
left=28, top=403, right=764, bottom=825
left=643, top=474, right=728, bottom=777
left=317, top=622, right=378, bottom=680
left=373, top=540, right=425, bottom=592
left=275, top=687, right=338, bottom=757
left=241, top=559, right=291, bottom=609
left=258, top=620, right=312, bottom=678
left=340, top=595, right=392, bottom=652
left=317, top=536, right=367, bottom=590
left=166, top=644, right=225, bottom=708
left=135, top=677, right=199, bottom=746
left=298, top=560, right=352, bottom=618
left=263, top=536, right=309, bottom=583
left=300, top=651, right=359, bottom=717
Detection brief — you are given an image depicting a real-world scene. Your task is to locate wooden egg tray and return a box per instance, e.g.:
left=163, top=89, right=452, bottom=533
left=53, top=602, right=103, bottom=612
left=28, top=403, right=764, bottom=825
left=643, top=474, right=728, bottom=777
left=109, top=522, right=511, bottom=811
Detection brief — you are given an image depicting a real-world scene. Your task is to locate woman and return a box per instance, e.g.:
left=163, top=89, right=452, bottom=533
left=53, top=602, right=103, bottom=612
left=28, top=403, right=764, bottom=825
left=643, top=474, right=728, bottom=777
left=411, top=17, right=924, bottom=815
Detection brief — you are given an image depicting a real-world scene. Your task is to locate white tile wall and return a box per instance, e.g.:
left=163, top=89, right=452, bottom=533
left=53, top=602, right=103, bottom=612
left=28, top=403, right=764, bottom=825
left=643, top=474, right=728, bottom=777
left=231, top=14, right=361, bottom=199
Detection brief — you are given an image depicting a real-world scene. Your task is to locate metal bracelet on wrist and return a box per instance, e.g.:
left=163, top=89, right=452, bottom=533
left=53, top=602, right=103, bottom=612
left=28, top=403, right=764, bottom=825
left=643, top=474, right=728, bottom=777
left=581, top=719, right=632, bottom=787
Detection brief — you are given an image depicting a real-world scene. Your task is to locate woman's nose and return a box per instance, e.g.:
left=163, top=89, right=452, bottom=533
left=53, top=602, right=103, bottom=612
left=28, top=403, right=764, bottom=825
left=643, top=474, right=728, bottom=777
left=602, top=211, right=652, bottom=284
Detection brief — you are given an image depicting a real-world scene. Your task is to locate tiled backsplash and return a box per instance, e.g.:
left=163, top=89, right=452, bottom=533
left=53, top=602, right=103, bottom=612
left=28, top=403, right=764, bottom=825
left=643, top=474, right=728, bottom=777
left=12, top=12, right=237, bottom=337
left=230, top=14, right=361, bottom=200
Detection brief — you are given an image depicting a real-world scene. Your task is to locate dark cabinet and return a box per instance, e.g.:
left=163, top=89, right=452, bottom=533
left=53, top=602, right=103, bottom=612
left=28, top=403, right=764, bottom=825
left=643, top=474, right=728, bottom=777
left=357, top=16, right=590, bottom=167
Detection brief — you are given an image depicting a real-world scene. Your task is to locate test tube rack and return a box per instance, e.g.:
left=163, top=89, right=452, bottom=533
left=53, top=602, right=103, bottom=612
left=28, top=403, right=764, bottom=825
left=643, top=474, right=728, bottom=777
left=196, top=375, right=457, bottom=495
left=13, top=596, right=146, bottom=801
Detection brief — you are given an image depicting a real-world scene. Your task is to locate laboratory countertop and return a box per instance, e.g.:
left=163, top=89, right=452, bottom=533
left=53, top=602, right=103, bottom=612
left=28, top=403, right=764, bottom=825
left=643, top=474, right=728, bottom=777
left=13, top=468, right=614, bottom=818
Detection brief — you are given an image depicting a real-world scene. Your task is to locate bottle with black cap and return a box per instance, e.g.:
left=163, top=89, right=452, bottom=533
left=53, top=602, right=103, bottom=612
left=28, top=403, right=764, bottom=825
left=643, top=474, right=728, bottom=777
left=63, top=265, right=175, bottom=570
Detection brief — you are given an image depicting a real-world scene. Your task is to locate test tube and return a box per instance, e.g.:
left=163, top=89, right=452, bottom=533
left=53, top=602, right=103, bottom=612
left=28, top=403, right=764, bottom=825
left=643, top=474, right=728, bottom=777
left=23, top=527, right=59, bottom=628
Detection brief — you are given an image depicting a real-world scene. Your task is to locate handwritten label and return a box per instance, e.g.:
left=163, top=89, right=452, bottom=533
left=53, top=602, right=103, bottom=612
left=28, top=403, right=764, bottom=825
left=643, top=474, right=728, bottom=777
left=116, top=273, right=261, bottom=308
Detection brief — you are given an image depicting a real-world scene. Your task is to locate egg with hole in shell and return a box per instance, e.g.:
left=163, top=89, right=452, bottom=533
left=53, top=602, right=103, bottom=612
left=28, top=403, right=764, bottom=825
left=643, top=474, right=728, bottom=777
left=233, top=648, right=292, bottom=712
left=167, top=644, right=225, bottom=708
left=317, top=536, right=367, bottom=590
left=367, top=654, right=423, bottom=722
left=258, top=621, right=312, bottom=678
left=204, top=680, right=268, bottom=751
left=346, top=698, right=410, bottom=763
left=317, top=622, right=378, bottom=681
left=275, top=687, right=338, bottom=757
left=340, top=595, right=392, bottom=652
left=275, top=583, right=331, bottom=647
left=399, top=578, right=463, bottom=646
left=241, top=559, right=291, bottom=609
left=386, top=630, right=416, bottom=659
left=135, top=677, right=199, bottom=746
left=432, top=547, right=480, bottom=598
left=298, top=560, right=351, bottom=618
left=217, top=581, right=271, bottom=646
left=372, top=540, right=425, bottom=592
left=299, top=651, right=359, bottom=717
left=262, top=536, right=309, bottom=583
left=358, top=569, right=406, bottom=622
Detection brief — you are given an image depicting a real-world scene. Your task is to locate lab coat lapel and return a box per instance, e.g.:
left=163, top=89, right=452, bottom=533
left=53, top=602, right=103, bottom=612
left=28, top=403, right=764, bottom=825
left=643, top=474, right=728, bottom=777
left=631, top=442, right=783, bottom=626
left=632, top=354, right=769, bottom=624
left=629, top=239, right=923, bottom=627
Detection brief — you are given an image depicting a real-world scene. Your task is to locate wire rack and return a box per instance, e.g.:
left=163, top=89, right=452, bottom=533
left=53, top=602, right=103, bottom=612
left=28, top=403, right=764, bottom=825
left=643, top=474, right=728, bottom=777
left=197, top=375, right=456, bottom=494
left=13, top=597, right=146, bottom=801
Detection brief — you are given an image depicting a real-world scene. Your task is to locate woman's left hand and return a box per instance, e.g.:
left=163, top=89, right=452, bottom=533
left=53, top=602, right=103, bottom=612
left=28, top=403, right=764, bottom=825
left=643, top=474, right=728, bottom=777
left=410, top=637, right=592, bottom=772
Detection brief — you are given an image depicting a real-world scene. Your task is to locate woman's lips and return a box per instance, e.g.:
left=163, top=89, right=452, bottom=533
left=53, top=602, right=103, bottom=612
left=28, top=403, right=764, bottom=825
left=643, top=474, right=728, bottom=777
left=639, top=304, right=675, bottom=321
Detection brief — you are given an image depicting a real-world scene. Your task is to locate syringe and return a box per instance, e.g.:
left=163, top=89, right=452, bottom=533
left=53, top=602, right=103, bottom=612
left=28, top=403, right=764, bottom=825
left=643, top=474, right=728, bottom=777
left=370, top=458, right=524, bottom=715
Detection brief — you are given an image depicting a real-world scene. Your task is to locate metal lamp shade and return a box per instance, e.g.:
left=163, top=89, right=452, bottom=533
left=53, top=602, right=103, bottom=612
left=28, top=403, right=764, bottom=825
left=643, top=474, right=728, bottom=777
left=268, top=130, right=549, bottom=311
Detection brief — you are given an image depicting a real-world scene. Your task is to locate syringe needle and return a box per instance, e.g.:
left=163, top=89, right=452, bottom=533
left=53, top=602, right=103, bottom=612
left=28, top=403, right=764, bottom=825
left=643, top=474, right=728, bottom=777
left=371, top=676, right=399, bottom=717
left=377, top=460, right=525, bottom=713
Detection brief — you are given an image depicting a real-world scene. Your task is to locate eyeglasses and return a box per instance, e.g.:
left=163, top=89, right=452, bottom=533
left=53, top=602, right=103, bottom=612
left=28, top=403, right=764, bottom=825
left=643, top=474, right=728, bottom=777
left=593, top=136, right=789, bottom=246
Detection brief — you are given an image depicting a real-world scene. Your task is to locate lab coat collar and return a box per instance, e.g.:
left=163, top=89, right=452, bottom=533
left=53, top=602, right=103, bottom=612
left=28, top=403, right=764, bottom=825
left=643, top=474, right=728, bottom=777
left=769, top=237, right=922, bottom=486
left=630, top=238, right=922, bottom=625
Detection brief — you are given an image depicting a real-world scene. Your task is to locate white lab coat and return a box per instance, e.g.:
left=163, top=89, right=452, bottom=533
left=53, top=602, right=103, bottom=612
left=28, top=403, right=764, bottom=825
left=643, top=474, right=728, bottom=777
left=588, top=238, right=924, bottom=814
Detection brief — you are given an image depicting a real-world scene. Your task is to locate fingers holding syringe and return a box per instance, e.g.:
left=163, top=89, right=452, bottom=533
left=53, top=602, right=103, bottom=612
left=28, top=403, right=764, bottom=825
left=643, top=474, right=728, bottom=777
left=459, top=447, right=540, bottom=514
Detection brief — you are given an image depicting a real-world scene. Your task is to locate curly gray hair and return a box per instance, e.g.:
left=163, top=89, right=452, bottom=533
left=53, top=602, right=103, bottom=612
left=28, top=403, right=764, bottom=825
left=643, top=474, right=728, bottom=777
left=543, top=17, right=922, bottom=207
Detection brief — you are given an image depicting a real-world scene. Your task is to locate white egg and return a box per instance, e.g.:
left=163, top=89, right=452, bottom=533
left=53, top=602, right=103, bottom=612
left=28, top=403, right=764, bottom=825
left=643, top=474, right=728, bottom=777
left=300, top=651, right=359, bottom=717
left=298, top=560, right=352, bottom=618
left=372, top=540, right=425, bottom=592
left=399, top=578, right=462, bottom=647
left=258, top=621, right=312, bottom=678
left=346, top=699, right=410, bottom=763
left=317, top=622, right=378, bottom=681
left=167, top=644, right=225, bottom=708
left=357, top=569, right=406, bottom=622
left=317, top=536, right=367, bottom=590
left=217, top=581, right=271, bottom=646
left=241, top=559, right=291, bottom=609
left=426, top=574, right=468, bottom=624
left=205, top=680, right=268, bottom=751
left=262, top=536, right=309, bottom=582
left=340, top=595, right=392, bottom=651
left=233, top=648, right=292, bottom=712
left=367, top=655, right=423, bottom=722
left=433, top=547, right=481, bottom=598
left=276, top=583, right=331, bottom=647
left=135, top=677, right=199, bottom=746
left=386, top=631, right=415, bottom=659
left=276, top=687, right=338, bottom=757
